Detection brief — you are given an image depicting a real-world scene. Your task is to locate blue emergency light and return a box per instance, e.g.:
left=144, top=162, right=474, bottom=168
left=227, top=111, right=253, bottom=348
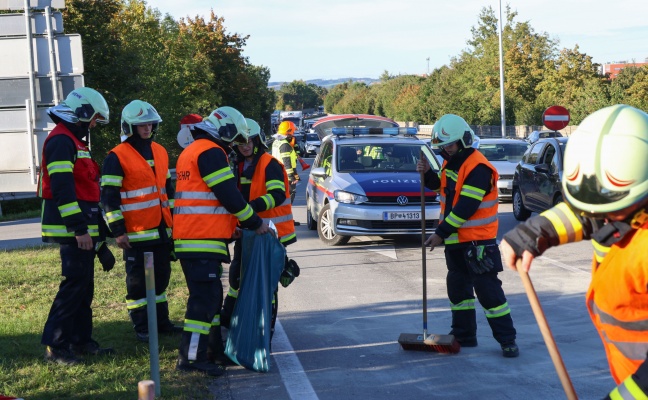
left=331, top=127, right=418, bottom=136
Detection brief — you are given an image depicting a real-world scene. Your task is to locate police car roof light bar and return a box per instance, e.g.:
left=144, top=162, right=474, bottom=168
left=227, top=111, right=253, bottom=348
left=331, top=127, right=418, bottom=137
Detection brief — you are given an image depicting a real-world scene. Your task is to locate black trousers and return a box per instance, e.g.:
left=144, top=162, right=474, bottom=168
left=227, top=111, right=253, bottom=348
left=123, top=243, right=172, bottom=333
left=42, top=244, right=96, bottom=348
left=445, top=246, right=516, bottom=344
left=179, top=258, right=222, bottom=362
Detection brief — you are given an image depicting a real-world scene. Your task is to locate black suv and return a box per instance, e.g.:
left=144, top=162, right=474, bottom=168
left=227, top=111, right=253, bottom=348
left=512, top=137, right=569, bottom=221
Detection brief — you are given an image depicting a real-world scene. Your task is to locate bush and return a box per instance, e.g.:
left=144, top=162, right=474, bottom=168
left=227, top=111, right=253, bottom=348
left=0, top=197, right=41, bottom=216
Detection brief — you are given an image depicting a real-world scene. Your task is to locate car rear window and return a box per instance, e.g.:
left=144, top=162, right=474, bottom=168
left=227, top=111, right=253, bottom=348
left=479, top=142, right=528, bottom=163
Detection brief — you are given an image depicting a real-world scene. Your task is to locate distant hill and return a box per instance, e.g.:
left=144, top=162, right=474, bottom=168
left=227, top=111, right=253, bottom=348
left=268, top=77, right=379, bottom=90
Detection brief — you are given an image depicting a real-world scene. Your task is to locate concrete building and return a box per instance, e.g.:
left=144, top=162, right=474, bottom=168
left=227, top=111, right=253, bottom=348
left=600, top=59, right=648, bottom=79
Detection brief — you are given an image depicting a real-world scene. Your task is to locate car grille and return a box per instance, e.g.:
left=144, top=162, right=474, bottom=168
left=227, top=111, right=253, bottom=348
left=499, top=174, right=513, bottom=180
left=366, top=195, right=437, bottom=205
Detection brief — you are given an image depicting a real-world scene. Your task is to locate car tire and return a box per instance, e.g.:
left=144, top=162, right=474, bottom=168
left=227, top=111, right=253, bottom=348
left=513, top=188, right=532, bottom=221
left=317, top=203, right=350, bottom=246
left=306, top=198, right=317, bottom=231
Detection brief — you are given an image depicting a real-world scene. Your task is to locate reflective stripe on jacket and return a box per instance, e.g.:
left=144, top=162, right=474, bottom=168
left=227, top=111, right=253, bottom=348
left=250, top=153, right=296, bottom=245
left=440, top=150, right=498, bottom=244
left=587, top=225, right=648, bottom=385
left=109, top=142, right=173, bottom=243
left=173, top=140, right=237, bottom=257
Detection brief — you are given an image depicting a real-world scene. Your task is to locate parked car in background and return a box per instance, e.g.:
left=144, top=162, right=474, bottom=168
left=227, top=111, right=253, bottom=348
left=525, top=130, right=563, bottom=144
left=306, top=123, right=442, bottom=245
left=512, top=137, right=569, bottom=220
left=300, top=132, right=321, bottom=157
left=477, top=138, right=529, bottom=202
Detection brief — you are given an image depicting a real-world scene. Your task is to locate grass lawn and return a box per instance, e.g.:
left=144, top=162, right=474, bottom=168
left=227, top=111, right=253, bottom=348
left=0, top=244, right=215, bottom=399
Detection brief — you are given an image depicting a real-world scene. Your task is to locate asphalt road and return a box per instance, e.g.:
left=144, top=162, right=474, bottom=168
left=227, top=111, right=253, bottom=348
left=0, top=159, right=614, bottom=399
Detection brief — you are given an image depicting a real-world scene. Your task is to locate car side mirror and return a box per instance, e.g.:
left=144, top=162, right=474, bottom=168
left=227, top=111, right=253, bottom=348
left=311, top=166, right=327, bottom=178
left=535, top=163, right=551, bottom=174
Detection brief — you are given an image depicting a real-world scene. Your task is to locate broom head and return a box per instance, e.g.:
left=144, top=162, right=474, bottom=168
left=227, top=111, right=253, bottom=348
left=398, top=333, right=461, bottom=354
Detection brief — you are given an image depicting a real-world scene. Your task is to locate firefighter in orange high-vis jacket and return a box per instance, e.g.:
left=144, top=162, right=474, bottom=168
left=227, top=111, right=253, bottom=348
left=39, top=87, right=115, bottom=365
left=173, top=107, right=271, bottom=377
left=101, top=100, right=180, bottom=343
left=221, top=118, right=298, bottom=344
left=416, top=114, right=518, bottom=358
left=501, top=104, right=648, bottom=399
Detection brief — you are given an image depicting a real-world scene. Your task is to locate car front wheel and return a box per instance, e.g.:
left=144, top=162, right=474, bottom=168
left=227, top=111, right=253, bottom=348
left=513, top=188, right=532, bottom=221
left=317, top=203, right=350, bottom=246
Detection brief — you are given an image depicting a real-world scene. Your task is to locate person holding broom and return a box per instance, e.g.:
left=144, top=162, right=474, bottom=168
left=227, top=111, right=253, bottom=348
left=416, top=113, right=518, bottom=357
left=500, top=104, right=648, bottom=398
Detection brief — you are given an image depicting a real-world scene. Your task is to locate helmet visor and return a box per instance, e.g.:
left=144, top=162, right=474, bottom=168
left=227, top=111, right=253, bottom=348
left=94, top=112, right=109, bottom=124
left=566, top=174, right=630, bottom=209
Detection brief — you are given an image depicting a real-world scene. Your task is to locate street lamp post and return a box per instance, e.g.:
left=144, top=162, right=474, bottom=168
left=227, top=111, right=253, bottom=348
left=498, top=0, right=506, bottom=138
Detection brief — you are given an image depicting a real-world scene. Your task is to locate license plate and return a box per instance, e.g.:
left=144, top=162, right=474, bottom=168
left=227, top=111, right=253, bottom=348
left=384, top=211, right=420, bottom=221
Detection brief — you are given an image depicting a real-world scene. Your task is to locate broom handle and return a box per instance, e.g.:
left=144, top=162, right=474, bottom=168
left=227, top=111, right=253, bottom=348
left=420, top=150, right=428, bottom=338
left=518, top=264, right=577, bottom=400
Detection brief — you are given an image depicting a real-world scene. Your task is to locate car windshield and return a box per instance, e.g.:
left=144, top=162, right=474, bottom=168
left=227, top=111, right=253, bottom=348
left=337, top=143, right=426, bottom=172
left=306, top=133, right=319, bottom=141
left=479, top=142, right=528, bottom=163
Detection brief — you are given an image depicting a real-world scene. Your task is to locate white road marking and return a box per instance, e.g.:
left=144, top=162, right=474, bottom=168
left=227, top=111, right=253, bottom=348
left=536, top=255, right=589, bottom=273
left=273, top=320, right=319, bottom=400
left=355, top=236, right=397, bottom=259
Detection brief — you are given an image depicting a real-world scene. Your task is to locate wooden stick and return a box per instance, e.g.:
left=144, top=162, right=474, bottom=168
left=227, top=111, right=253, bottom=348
left=517, top=265, right=578, bottom=400
left=137, top=380, right=155, bottom=400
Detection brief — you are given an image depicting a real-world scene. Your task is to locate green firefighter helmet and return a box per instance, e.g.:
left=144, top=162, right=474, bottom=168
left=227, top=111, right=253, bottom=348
left=197, top=106, right=248, bottom=144
left=120, top=100, right=162, bottom=142
left=430, top=114, right=474, bottom=149
left=244, top=118, right=268, bottom=149
left=49, top=87, right=110, bottom=125
left=562, top=104, right=648, bottom=217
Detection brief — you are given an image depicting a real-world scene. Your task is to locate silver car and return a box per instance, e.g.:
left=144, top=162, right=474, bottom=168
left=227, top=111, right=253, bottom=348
left=477, top=138, right=529, bottom=202
left=305, top=123, right=442, bottom=246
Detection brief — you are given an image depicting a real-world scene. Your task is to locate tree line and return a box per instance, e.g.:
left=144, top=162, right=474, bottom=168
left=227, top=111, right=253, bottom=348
left=61, top=2, right=647, bottom=164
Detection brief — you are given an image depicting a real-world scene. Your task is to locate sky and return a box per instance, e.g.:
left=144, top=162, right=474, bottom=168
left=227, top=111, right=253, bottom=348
left=145, top=0, right=648, bottom=83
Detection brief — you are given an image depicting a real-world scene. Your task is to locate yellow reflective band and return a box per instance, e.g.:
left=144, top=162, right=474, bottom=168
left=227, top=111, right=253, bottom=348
left=126, top=297, right=147, bottom=309
left=47, top=160, right=74, bottom=174
left=184, top=319, right=210, bottom=334
left=235, top=204, right=254, bottom=221
left=541, top=202, right=583, bottom=245
left=609, top=375, right=648, bottom=400
left=101, top=175, right=123, bottom=187
left=484, top=302, right=511, bottom=318
left=58, top=202, right=81, bottom=217
left=204, top=167, right=234, bottom=187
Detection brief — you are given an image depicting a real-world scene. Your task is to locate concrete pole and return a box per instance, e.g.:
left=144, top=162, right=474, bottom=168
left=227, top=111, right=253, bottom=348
left=498, top=0, right=506, bottom=138
left=144, top=252, right=161, bottom=397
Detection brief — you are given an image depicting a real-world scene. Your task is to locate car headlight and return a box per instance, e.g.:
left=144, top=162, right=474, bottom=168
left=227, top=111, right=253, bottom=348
left=334, top=190, right=368, bottom=204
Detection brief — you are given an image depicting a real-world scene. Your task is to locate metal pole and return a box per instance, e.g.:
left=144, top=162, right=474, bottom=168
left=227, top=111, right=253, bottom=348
left=25, top=99, right=37, bottom=185
left=144, top=252, right=161, bottom=397
left=498, top=0, right=506, bottom=138
left=44, top=6, right=60, bottom=105
left=23, top=0, right=37, bottom=122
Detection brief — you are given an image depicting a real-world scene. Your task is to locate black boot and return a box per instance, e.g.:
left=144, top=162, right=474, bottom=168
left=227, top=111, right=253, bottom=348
left=177, top=331, right=225, bottom=377
left=221, top=295, right=237, bottom=329
left=207, top=325, right=231, bottom=365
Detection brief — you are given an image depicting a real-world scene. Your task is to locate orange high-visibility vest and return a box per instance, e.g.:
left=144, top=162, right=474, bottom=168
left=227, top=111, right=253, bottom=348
left=173, top=140, right=237, bottom=256
left=587, top=225, right=648, bottom=384
left=439, top=150, right=499, bottom=244
left=249, top=152, right=295, bottom=244
left=110, top=142, right=172, bottom=242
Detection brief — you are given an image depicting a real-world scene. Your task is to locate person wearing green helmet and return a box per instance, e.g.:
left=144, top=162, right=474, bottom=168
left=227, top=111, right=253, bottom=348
left=172, top=107, right=271, bottom=377
left=221, top=118, right=298, bottom=349
left=501, top=104, right=648, bottom=398
left=416, top=113, right=519, bottom=358
left=101, top=100, right=180, bottom=343
left=39, top=87, right=114, bottom=365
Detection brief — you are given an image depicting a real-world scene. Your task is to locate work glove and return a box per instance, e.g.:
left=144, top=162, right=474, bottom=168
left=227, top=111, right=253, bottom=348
left=280, top=258, right=301, bottom=288
left=96, top=241, right=115, bottom=272
left=464, top=245, right=496, bottom=275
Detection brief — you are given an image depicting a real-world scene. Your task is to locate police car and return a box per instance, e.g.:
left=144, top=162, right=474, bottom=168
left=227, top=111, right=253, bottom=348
left=305, top=125, right=442, bottom=245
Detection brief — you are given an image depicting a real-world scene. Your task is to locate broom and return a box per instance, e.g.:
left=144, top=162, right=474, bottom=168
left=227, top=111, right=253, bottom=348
left=398, top=150, right=460, bottom=354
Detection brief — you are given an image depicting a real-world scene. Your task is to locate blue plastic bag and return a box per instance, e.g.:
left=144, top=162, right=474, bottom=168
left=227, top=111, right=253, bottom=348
left=225, top=229, right=286, bottom=372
